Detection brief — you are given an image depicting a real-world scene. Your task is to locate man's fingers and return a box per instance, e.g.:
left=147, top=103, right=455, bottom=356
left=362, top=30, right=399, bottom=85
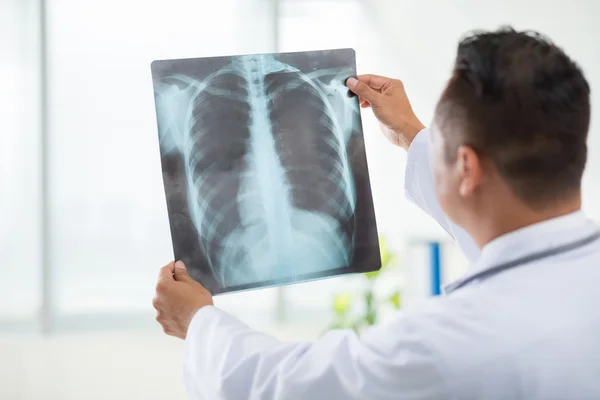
left=346, top=77, right=380, bottom=103
left=173, top=260, right=193, bottom=282
left=158, top=261, right=175, bottom=282
left=356, top=74, right=392, bottom=91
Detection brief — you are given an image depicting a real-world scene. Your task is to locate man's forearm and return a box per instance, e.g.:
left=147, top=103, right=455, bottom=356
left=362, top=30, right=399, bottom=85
left=398, top=121, right=426, bottom=151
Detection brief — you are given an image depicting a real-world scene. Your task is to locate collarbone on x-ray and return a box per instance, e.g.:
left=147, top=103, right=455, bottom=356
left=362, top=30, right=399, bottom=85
left=152, top=49, right=379, bottom=293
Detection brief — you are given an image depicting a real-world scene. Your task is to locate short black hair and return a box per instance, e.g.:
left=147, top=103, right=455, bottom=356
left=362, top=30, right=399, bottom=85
left=436, top=26, right=590, bottom=206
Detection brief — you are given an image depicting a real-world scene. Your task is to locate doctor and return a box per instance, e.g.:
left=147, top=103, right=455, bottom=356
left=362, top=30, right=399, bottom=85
left=153, top=27, right=600, bottom=399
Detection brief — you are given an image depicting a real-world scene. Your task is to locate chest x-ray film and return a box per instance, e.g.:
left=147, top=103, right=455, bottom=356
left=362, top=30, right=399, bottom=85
left=151, top=48, right=380, bottom=295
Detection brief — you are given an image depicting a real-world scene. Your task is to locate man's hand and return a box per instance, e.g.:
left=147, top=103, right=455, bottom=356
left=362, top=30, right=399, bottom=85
left=346, top=75, right=425, bottom=150
left=153, top=261, right=214, bottom=340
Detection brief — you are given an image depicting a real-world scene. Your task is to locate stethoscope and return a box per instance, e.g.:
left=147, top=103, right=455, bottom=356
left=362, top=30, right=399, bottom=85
left=446, top=230, right=600, bottom=293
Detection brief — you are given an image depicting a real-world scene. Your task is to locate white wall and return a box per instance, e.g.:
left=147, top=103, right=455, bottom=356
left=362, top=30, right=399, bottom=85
left=0, top=331, right=189, bottom=400
left=0, top=324, right=321, bottom=400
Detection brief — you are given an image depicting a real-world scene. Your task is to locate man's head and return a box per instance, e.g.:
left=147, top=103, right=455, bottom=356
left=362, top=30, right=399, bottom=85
left=432, top=27, right=591, bottom=242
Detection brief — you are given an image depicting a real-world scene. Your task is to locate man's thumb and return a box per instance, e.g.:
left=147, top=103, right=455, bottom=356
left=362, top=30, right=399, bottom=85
left=174, top=261, right=192, bottom=282
left=346, top=77, right=379, bottom=103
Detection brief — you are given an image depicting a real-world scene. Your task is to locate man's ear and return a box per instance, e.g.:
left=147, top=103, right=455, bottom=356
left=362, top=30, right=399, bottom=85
left=456, top=145, right=483, bottom=197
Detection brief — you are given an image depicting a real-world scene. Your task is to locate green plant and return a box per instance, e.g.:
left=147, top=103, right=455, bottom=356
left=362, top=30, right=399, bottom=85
left=326, top=237, right=401, bottom=333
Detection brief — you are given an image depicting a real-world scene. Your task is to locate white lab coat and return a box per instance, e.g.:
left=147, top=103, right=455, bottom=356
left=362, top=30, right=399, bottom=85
left=183, top=128, right=600, bottom=400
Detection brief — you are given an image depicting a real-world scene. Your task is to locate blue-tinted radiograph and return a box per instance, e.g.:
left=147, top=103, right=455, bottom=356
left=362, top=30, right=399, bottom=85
left=153, top=52, right=367, bottom=290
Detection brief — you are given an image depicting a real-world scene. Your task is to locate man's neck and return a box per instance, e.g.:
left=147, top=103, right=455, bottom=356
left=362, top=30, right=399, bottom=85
left=472, top=198, right=582, bottom=249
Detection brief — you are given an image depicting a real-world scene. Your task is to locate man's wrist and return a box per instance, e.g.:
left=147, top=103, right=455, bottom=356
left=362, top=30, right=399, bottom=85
left=399, top=122, right=426, bottom=151
left=185, top=305, right=217, bottom=340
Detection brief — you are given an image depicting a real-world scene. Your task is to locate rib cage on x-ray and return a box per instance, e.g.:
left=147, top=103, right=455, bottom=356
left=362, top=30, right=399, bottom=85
left=153, top=53, right=363, bottom=289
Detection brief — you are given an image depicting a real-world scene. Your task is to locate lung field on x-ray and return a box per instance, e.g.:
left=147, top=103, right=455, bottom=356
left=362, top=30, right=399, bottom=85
left=152, top=50, right=377, bottom=293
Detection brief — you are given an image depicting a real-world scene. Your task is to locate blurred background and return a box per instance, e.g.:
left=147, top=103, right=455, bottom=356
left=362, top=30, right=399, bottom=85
left=1, top=0, right=599, bottom=398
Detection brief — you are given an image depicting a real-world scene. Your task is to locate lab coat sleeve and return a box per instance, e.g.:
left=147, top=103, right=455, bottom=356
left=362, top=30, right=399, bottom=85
left=404, top=127, right=480, bottom=262
left=184, top=305, right=450, bottom=400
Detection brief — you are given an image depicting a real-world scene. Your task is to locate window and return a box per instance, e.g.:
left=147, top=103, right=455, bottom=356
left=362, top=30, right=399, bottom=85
left=45, top=0, right=276, bottom=329
left=0, top=0, right=41, bottom=329
left=0, top=0, right=464, bottom=333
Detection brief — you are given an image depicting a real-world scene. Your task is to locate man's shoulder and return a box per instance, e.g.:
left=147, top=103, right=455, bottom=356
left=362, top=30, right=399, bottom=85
left=349, top=293, right=482, bottom=396
left=401, top=292, right=477, bottom=331
left=361, top=293, right=470, bottom=347
left=361, top=291, right=498, bottom=368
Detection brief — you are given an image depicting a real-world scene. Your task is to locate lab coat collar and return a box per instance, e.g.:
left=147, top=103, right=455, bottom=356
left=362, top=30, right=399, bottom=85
left=443, top=210, right=596, bottom=293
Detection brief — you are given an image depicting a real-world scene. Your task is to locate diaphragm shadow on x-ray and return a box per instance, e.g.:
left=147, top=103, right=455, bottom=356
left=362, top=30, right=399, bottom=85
left=151, top=48, right=380, bottom=295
